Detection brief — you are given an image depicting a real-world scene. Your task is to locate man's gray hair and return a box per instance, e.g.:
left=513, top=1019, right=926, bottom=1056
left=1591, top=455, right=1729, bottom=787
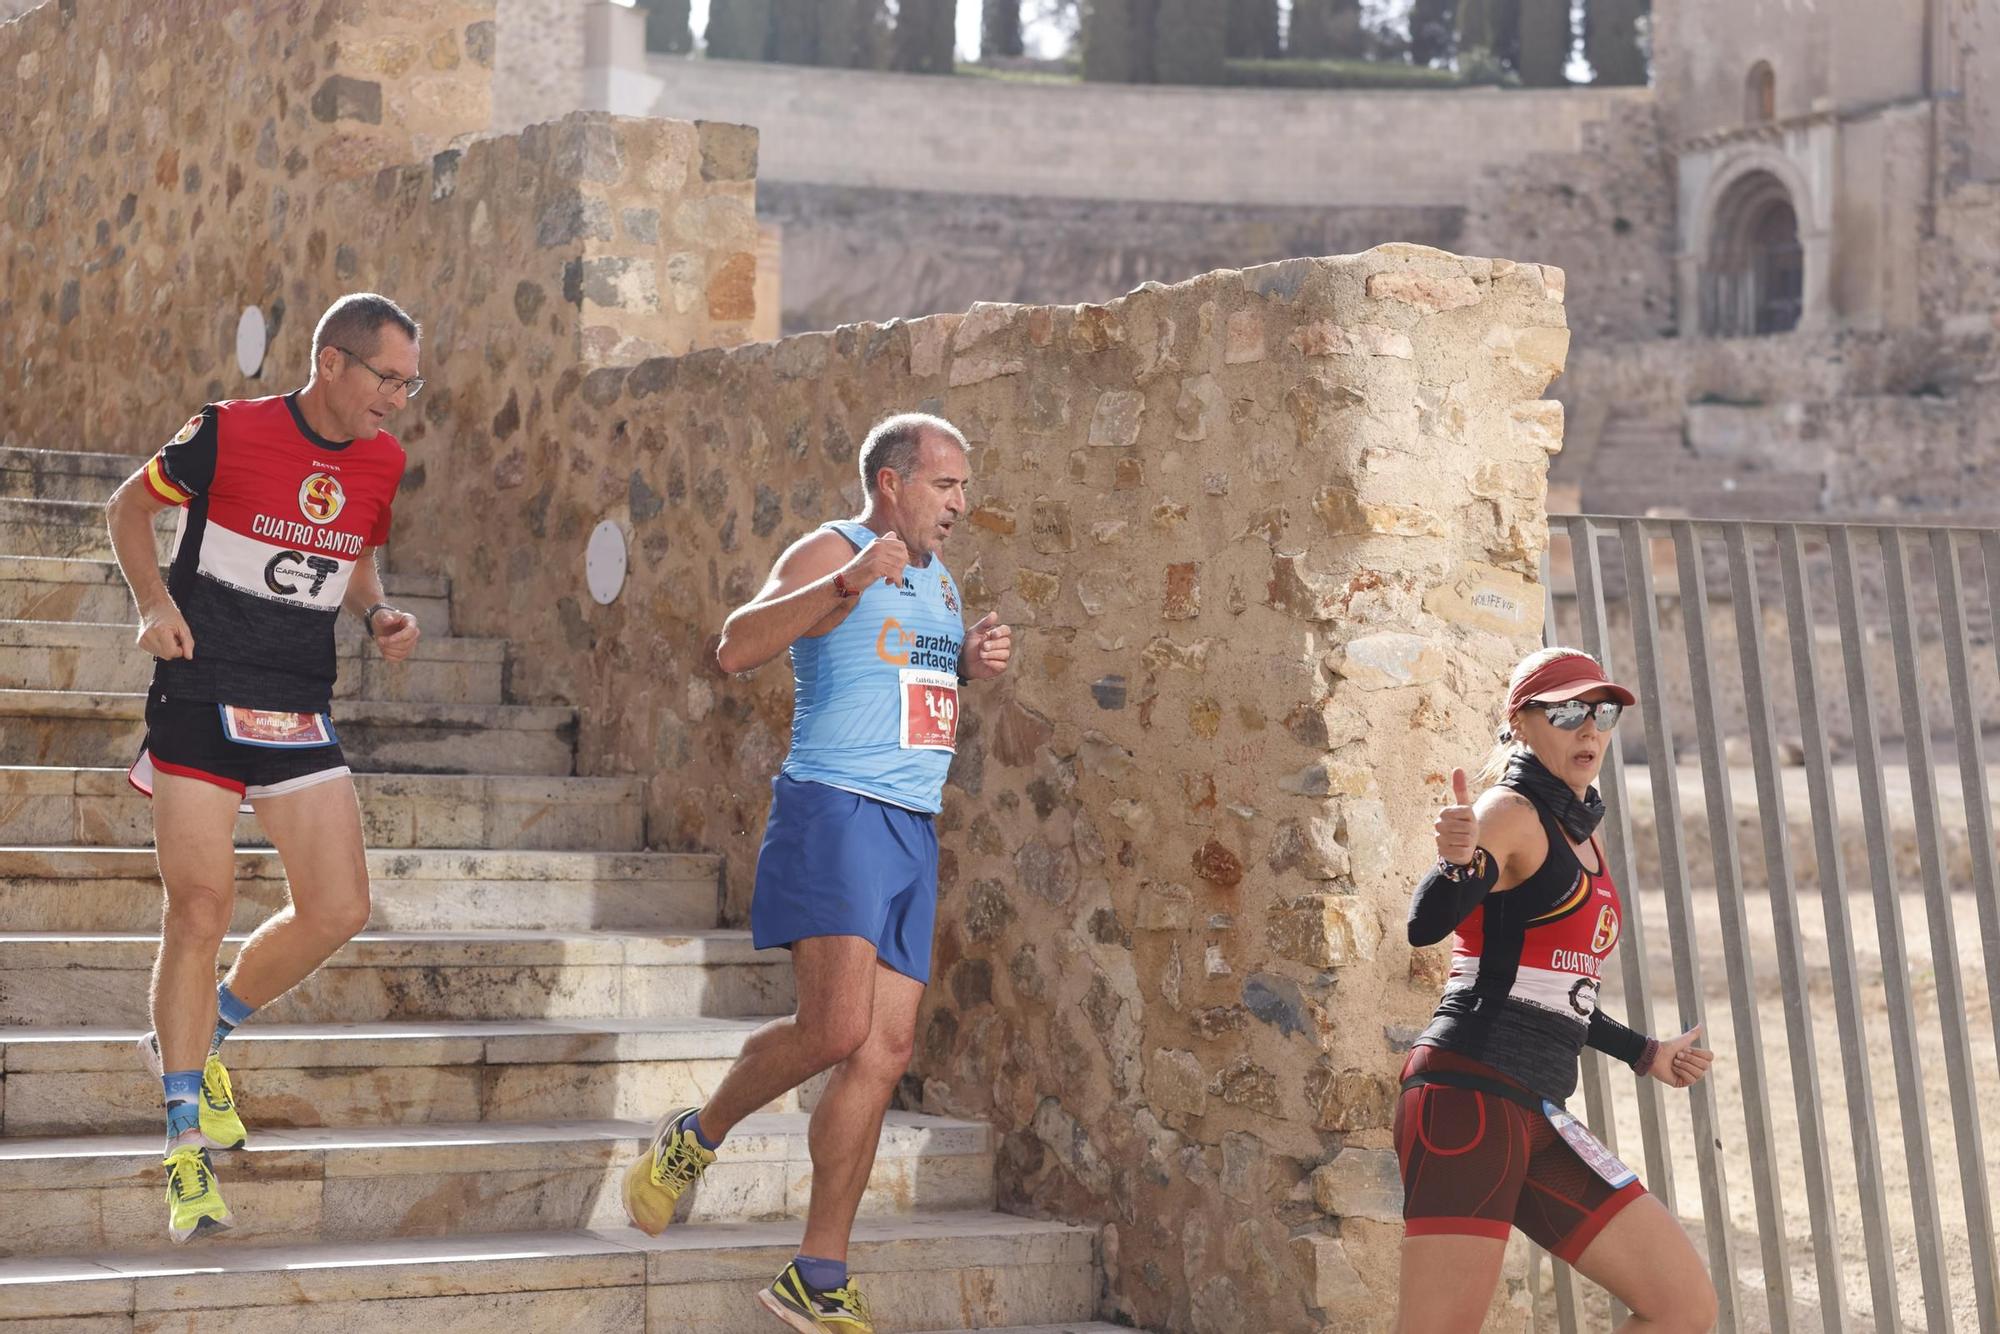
left=857, top=412, right=969, bottom=492
left=312, top=292, right=421, bottom=364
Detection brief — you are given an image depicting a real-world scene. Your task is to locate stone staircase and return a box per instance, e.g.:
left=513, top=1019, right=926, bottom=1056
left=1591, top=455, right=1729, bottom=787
left=0, top=446, right=1115, bottom=1332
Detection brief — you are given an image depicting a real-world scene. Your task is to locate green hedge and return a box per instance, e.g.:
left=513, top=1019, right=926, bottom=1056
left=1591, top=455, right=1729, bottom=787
left=1220, top=57, right=1465, bottom=88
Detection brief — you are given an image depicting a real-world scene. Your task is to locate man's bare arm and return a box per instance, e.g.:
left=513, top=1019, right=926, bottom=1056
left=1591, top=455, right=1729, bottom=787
left=105, top=474, right=193, bottom=659
left=716, top=529, right=907, bottom=674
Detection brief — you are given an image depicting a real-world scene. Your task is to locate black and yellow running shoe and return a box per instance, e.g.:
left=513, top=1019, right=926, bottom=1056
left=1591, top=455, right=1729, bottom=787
left=163, top=1144, right=232, bottom=1243
left=755, top=1261, right=875, bottom=1332
left=620, top=1106, right=717, bottom=1235
left=139, top=1034, right=248, bottom=1150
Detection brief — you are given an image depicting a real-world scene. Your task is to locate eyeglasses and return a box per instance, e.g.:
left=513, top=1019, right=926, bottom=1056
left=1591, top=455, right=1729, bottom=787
left=1526, top=699, right=1624, bottom=733
left=334, top=347, right=425, bottom=399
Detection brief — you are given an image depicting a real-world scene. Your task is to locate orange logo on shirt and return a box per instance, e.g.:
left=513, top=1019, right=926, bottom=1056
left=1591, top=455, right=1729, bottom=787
left=876, top=617, right=914, bottom=665
left=299, top=472, right=345, bottom=524
left=1591, top=904, right=1620, bottom=953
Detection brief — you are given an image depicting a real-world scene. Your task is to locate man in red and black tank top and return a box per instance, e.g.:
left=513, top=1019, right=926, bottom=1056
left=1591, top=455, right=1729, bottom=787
left=1394, top=649, right=1721, bottom=1333
left=103, top=294, right=425, bottom=1243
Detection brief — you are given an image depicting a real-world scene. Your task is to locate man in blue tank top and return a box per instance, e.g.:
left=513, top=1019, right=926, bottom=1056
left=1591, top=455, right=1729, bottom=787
left=621, top=413, right=1013, bottom=1332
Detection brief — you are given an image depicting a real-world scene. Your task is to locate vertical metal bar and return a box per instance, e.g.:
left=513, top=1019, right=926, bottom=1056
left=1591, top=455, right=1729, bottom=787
left=1882, top=526, right=2000, bottom=1332
left=1671, top=521, right=1793, bottom=1334
left=1945, top=532, right=2000, bottom=1083
left=1828, top=524, right=1954, bottom=1331
left=1574, top=1050, right=1628, bottom=1327
left=1553, top=1256, right=1583, bottom=1334
left=1566, top=516, right=1675, bottom=1211
left=1618, top=517, right=1740, bottom=1333
left=1724, top=524, right=1848, bottom=1331
left=1985, top=532, right=2000, bottom=690
left=1778, top=526, right=1902, bottom=1332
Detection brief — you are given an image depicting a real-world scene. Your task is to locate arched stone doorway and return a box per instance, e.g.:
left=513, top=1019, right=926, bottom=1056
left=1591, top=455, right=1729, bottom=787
left=1703, top=170, right=1804, bottom=336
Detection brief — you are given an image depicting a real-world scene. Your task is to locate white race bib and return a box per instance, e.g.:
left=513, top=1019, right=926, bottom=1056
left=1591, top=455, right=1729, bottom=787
left=218, top=706, right=339, bottom=748
left=897, top=669, right=959, bottom=751
left=1543, top=1100, right=1637, bottom=1189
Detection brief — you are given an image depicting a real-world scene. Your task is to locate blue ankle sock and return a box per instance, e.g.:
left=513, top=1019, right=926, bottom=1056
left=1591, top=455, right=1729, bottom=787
left=211, top=983, right=255, bottom=1054
left=163, top=1069, right=203, bottom=1142
left=793, top=1254, right=847, bottom=1292
left=684, top=1108, right=721, bottom=1152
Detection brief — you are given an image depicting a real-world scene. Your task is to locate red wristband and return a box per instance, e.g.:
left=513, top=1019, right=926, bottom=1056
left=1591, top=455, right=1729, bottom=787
left=1633, top=1037, right=1661, bottom=1077
left=832, top=572, right=855, bottom=599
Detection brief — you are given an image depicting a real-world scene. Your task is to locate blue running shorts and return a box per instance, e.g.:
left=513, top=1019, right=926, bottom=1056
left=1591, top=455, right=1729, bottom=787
left=750, top=773, right=940, bottom=984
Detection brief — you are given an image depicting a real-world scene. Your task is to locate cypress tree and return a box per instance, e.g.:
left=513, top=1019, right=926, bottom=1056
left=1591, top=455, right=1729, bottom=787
left=1518, top=0, right=1570, bottom=85
left=1225, top=0, right=1279, bottom=58
left=1153, top=0, right=1225, bottom=83
left=1586, top=0, right=1649, bottom=84
left=982, top=0, right=1026, bottom=57
left=705, top=0, right=772, bottom=60
left=892, top=0, right=958, bottom=74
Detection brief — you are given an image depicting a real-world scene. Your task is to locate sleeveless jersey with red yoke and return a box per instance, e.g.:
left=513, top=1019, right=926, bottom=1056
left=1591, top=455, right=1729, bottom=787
left=140, top=395, right=404, bottom=712
left=1414, top=795, right=1624, bottom=1101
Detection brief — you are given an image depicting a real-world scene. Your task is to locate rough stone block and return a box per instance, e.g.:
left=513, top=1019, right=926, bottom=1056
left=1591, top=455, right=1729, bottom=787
left=1335, top=632, right=1445, bottom=689
left=1310, top=1148, right=1406, bottom=1223
left=1088, top=391, right=1146, bottom=448
left=311, top=75, right=383, bottom=125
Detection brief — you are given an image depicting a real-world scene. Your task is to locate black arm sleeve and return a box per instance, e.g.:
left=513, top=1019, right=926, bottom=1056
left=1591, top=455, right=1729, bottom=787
left=1407, top=851, right=1500, bottom=947
left=1585, top=1010, right=1650, bottom=1067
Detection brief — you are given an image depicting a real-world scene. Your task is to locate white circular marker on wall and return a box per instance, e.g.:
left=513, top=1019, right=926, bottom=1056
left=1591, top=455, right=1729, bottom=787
left=235, top=306, right=267, bottom=379
left=586, top=519, right=628, bottom=605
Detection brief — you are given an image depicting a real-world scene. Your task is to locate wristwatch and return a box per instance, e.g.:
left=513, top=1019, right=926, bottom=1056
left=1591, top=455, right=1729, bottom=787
left=363, top=602, right=393, bottom=636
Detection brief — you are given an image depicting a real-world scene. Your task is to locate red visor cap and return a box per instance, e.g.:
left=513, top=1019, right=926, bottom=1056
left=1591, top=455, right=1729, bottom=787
left=1505, top=655, right=1638, bottom=716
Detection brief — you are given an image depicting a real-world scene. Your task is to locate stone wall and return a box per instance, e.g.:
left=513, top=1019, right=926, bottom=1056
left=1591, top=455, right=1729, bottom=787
left=0, top=0, right=756, bottom=453
left=1462, top=99, right=1678, bottom=344
left=632, top=56, right=1648, bottom=211
left=387, top=243, right=1568, bottom=1333
left=762, top=180, right=1462, bottom=337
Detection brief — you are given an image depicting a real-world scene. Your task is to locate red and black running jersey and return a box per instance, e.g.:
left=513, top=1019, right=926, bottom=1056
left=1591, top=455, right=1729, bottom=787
left=1414, top=793, right=1625, bottom=1101
left=141, top=394, right=404, bottom=712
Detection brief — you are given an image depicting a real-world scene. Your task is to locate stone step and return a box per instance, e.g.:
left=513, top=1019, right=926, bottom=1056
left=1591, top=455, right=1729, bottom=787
left=0, top=555, right=454, bottom=632
left=0, top=767, right=646, bottom=853
left=0, top=1018, right=799, bottom=1135
left=0, top=445, right=132, bottom=503
left=0, top=845, right=714, bottom=933
left=0, top=1213, right=1098, bottom=1332
left=0, top=929, right=793, bottom=1026
left=0, top=496, right=169, bottom=561
left=0, top=1112, right=995, bottom=1253
left=0, top=690, right=576, bottom=775
left=0, top=620, right=507, bottom=705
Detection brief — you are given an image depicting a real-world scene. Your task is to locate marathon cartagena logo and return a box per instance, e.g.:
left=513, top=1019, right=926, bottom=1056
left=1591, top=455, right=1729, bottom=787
left=875, top=618, right=962, bottom=671
left=298, top=472, right=345, bottom=524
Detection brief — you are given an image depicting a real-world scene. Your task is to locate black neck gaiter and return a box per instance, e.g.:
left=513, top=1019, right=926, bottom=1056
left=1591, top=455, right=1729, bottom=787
left=1501, top=751, right=1605, bottom=845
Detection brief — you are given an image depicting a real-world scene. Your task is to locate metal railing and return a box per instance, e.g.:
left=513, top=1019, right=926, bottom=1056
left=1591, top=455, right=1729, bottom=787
left=1527, top=516, right=2000, bottom=1334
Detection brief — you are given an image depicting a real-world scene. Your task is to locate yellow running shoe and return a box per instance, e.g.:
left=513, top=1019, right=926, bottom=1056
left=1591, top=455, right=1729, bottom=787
left=620, top=1106, right=717, bottom=1235
left=163, top=1144, right=232, bottom=1243
left=138, top=1034, right=248, bottom=1150
left=200, top=1053, right=248, bottom=1150
left=755, top=1261, right=874, bottom=1332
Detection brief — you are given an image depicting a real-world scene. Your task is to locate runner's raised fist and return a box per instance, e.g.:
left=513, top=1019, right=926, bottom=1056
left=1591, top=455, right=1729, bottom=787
left=961, top=611, right=1012, bottom=681
left=844, top=530, right=909, bottom=589
left=1434, top=767, right=1479, bottom=866
left=137, top=598, right=195, bottom=661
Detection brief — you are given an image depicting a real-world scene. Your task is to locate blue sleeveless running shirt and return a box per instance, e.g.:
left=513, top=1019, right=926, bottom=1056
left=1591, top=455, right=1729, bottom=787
left=780, top=519, right=966, bottom=814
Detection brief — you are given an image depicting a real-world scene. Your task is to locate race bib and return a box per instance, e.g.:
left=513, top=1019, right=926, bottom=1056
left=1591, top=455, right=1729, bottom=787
left=898, top=669, right=959, bottom=751
left=1543, top=1100, right=1638, bottom=1189
left=218, top=706, right=339, bottom=748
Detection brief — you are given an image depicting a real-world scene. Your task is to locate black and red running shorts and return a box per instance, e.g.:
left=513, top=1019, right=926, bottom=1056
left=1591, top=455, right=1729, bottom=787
left=1395, top=1044, right=1646, bottom=1262
left=128, top=695, right=351, bottom=808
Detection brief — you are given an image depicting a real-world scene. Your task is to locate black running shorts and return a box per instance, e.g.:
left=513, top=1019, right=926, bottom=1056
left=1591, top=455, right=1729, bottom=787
left=129, top=695, right=351, bottom=805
